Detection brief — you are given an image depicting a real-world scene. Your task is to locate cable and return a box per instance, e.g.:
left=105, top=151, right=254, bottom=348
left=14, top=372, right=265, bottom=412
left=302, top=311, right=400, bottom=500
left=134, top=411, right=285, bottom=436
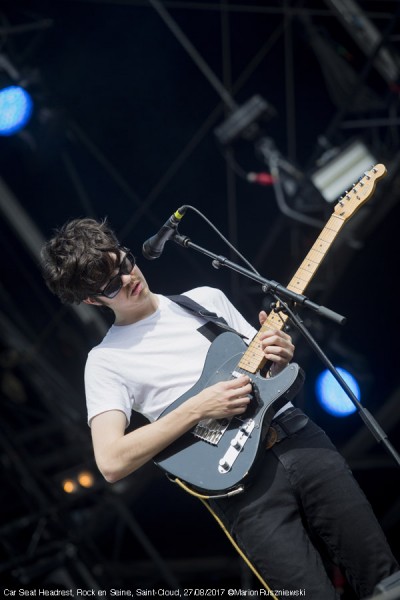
left=172, top=477, right=278, bottom=599
left=268, top=159, right=325, bottom=229
left=184, top=204, right=261, bottom=276
left=218, top=146, right=276, bottom=186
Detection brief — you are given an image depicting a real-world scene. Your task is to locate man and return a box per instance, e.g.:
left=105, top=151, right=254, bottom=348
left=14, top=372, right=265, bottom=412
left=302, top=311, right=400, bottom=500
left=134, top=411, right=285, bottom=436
left=41, top=217, right=398, bottom=599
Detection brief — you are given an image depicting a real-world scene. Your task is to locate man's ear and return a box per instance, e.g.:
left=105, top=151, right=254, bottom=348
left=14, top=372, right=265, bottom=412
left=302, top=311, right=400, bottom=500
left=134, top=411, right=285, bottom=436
left=83, top=297, right=102, bottom=306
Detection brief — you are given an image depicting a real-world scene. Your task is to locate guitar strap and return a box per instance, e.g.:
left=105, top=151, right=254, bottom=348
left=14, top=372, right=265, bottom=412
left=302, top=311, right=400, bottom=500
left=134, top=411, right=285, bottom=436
left=167, top=294, right=249, bottom=343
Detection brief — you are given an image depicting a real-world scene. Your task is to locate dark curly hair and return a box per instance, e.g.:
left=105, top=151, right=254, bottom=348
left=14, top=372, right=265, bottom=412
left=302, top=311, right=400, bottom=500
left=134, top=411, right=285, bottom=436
left=41, top=217, right=123, bottom=304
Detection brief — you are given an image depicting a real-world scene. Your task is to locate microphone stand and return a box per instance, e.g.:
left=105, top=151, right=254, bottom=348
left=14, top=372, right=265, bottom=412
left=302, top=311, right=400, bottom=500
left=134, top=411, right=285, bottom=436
left=171, top=231, right=400, bottom=470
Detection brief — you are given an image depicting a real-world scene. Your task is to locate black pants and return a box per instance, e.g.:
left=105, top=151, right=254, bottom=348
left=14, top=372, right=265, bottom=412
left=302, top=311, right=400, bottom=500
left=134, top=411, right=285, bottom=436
left=212, top=408, right=399, bottom=599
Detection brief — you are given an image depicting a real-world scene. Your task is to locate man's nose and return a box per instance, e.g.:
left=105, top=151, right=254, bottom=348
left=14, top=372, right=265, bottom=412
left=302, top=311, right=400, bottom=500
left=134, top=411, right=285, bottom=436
left=121, top=273, right=133, bottom=286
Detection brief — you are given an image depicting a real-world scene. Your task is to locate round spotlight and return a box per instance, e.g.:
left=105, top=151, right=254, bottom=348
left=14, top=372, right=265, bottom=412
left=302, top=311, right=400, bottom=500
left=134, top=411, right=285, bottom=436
left=77, top=471, right=95, bottom=489
left=62, top=479, right=77, bottom=494
left=315, top=367, right=360, bottom=417
left=0, top=85, right=33, bottom=136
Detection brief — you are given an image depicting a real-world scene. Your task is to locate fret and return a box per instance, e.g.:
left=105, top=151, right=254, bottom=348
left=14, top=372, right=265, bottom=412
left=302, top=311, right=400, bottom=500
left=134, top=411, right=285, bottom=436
left=289, top=269, right=314, bottom=287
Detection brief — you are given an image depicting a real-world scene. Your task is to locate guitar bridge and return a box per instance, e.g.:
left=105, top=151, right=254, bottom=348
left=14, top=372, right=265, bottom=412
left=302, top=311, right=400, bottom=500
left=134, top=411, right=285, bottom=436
left=192, top=418, right=230, bottom=445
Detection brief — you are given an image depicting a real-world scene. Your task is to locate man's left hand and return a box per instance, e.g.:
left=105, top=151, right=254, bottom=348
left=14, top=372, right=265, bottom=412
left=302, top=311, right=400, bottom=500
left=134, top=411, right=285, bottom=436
left=258, top=310, right=295, bottom=374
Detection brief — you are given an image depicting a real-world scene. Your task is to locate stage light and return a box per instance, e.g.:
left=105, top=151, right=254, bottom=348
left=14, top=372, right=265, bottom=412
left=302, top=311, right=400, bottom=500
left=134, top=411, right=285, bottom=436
left=62, top=479, right=78, bottom=494
left=311, top=140, right=376, bottom=203
left=77, top=471, right=95, bottom=489
left=0, top=85, right=33, bottom=136
left=214, top=95, right=276, bottom=145
left=315, top=367, right=361, bottom=417
left=59, top=468, right=97, bottom=494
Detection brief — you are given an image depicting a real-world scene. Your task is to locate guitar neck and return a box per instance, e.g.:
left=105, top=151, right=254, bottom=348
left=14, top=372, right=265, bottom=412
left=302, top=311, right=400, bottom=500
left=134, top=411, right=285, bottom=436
left=238, top=213, right=346, bottom=373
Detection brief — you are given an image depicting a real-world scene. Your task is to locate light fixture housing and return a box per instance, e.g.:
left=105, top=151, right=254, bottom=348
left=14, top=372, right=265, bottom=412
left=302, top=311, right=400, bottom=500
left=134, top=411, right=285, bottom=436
left=311, top=140, right=376, bottom=203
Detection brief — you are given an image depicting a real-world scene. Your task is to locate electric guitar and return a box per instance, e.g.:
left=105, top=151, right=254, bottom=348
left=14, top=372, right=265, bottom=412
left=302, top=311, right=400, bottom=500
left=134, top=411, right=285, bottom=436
left=154, top=164, right=387, bottom=496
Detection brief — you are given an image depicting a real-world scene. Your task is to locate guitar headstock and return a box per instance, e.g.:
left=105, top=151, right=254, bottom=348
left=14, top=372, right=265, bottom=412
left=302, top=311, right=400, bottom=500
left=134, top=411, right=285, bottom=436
left=333, top=164, right=387, bottom=221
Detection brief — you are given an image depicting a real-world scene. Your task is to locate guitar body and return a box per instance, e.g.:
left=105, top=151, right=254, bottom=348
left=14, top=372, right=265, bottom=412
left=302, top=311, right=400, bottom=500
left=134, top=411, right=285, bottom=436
left=154, top=332, right=304, bottom=495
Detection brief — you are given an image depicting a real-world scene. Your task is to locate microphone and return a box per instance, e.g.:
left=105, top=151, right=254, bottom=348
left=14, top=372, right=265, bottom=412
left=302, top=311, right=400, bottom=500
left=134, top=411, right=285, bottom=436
left=142, top=206, right=187, bottom=260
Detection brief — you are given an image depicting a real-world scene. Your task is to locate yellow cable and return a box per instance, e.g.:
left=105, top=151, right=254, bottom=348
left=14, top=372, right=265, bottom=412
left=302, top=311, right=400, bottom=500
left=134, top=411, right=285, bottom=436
left=172, top=478, right=278, bottom=600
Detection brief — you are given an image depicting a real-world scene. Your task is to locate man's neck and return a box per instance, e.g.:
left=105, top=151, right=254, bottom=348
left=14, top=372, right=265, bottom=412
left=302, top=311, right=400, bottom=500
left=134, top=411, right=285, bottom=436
left=114, top=291, right=159, bottom=326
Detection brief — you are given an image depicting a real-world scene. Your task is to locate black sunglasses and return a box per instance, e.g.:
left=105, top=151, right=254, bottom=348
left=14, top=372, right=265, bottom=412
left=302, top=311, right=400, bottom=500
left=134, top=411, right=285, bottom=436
left=92, top=248, right=136, bottom=299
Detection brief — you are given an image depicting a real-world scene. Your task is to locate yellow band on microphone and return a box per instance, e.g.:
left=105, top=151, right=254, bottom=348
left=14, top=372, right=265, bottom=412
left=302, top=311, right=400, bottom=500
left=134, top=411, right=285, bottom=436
left=174, top=208, right=185, bottom=221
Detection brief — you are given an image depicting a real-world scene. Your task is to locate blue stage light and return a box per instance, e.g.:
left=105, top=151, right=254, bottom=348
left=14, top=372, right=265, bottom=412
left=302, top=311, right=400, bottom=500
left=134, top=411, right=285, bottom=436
left=0, top=85, right=33, bottom=136
left=315, top=367, right=361, bottom=417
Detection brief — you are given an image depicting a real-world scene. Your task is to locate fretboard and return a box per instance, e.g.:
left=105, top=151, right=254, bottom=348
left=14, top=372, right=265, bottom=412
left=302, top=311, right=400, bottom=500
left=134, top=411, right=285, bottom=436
left=238, top=213, right=346, bottom=373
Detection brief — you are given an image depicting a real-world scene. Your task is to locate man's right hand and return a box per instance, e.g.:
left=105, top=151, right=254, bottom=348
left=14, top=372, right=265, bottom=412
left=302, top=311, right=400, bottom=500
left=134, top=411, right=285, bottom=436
left=189, top=375, right=252, bottom=419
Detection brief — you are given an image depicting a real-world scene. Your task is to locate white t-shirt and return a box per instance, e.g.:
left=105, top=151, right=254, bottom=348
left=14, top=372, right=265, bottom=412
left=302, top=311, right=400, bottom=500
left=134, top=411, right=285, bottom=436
left=84, top=286, right=291, bottom=426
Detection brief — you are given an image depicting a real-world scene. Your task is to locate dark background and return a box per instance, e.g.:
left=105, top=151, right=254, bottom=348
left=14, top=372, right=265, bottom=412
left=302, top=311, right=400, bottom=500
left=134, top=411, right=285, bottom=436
left=1, top=0, right=400, bottom=595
